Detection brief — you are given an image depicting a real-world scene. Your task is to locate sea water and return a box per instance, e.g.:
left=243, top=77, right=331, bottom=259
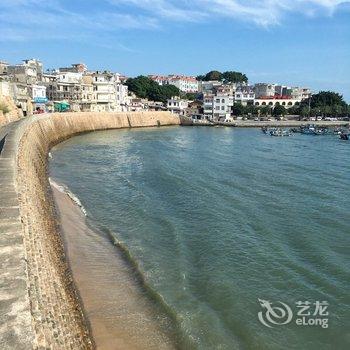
left=50, top=127, right=350, bottom=350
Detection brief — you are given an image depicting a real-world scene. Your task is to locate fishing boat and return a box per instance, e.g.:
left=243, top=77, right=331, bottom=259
left=270, top=128, right=291, bottom=137
left=314, top=127, right=328, bottom=135
left=339, top=132, right=349, bottom=140
left=301, top=124, right=316, bottom=135
left=301, top=124, right=328, bottom=135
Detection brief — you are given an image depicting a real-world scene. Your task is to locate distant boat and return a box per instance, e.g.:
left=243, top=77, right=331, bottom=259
left=301, top=125, right=328, bottom=135
left=270, top=128, right=291, bottom=137
left=339, top=132, right=349, bottom=140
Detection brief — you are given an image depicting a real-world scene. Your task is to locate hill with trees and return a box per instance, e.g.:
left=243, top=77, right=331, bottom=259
left=196, top=70, right=248, bottom=84
left=125, top=76, right=180, bottom=103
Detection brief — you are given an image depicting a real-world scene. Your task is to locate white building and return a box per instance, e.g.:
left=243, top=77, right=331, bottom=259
left=254, top=83, right=277, bottom=98
left=114, top=74, right=129, bottom=111
left=149, top=74, right=199, bottom=93
left=203, top=95, right=214, bottom=119
left=57, top=72, right=82, bottom=84
left=167, top=75, right=198, bottom=93
left=167, top=96, right=189, bottom=115
left=234, top=91, right=255, bottom=105
left=91, top=72, right=118, bottom=112
left=213, top=94, right=234, bottom=120
left=30, top=84, right=47, bottom=112
left=254, top=97, right=301, bottom=108
left=198, top=80, right=223, bottom=94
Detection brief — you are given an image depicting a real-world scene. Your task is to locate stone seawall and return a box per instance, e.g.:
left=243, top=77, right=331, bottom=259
left=0, top=112, right=180, bottom=349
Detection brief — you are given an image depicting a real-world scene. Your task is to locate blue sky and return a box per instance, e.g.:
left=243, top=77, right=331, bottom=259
left=0, top=0, right=349, bottom=101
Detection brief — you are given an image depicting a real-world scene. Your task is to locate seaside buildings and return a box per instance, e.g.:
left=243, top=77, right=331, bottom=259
left=0, top=59, right=130, bottom=115
left=0, top=57, right=313, bottom=120
left=167, top=96, right=189, bottom=115
left=149, top=75, right=199, bottom=93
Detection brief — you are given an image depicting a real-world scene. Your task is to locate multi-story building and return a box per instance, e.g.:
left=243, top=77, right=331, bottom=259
left=254, top=83, right=277, bottom=98
left=149, top=74, right=199, bottom=93
left=234, top=90, right=255, bottom=105
left=167, top=96, right=189, bottom=115
left=213, top=94, right=234, bottom=120
left=203, top=94, right=214, bottom=119
left=167, top=75, right=198, bottom=93
left=7, top=59, right=43, bottom=85
left=30, top=84, right=47, bottom=112
left=198, top=80, right=223, bottom=94
left=91, top=71, right=118, bottom=112
left=254, top=96, right=301, bottom=108
left=59, top=63, right=88, bottom=74
left=115, top=73, right=129, bottom=111
left=148, top=75, right=168, bottom=86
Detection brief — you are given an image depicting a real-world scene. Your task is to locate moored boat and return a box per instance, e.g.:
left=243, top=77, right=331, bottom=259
left=270, top=128, right=291, bottom=137
left=339, top=132, right=349, bottom=140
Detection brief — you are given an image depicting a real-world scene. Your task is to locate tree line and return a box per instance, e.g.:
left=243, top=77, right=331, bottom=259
left=125, top=76, right=181, bottom=103
left=196, top=70, right=248, bottom=84
left=232, top=91, right=350, bottom=118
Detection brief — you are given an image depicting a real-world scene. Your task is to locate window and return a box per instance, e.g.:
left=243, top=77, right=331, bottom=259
left=222, top=99, right=225, bottom=103
left=221, top=106, right=225, bottom=110
left=216, top=99, right=220, bottom=103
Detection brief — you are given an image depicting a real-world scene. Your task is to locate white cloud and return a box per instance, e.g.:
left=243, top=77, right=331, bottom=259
left=0, top=0, right=348, bottom=44
left=109, top=0, right=349, bottom=25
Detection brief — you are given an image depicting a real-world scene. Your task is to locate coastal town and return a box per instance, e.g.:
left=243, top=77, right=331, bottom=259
left=1, top=58, right=349, bottom=126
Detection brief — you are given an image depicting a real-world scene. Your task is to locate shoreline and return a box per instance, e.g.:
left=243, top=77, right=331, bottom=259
left=190, top=120, right=350, bottom=127
left=51, top=180, right=177, bottom=350
left=0, top=112, right=180, bottom=348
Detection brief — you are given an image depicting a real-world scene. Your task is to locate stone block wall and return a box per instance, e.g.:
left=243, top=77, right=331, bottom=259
left=0, top=111, right=180, bottom=349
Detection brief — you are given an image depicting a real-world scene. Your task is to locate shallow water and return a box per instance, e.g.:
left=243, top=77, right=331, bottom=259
left=50, top=126, right=350, bottom=349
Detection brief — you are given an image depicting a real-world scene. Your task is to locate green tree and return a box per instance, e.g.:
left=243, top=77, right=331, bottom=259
left=273, top=104, right=286, bottom=116
left=260, top=106, right=271, bottom=117
left=300, top=91, right=348, bottom=118
left=183, top=92, right=198, bottom=100
left=126, top=76, right=180, bottom=103
left=222, top=71, right=248, bottom=83
left=197, top=70, right=248, bottom=83
left=232, top=103, right=245, bottom=116
left=204, top=70, right=223, bottom=81
left=300, top=106, right=309, bottom=118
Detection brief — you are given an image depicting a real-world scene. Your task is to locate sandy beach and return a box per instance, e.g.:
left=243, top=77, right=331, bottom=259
left=51, top=181, right=177, bottom=350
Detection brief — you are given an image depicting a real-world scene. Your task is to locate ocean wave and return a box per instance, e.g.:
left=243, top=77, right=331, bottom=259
left=99, top=226, right=198, bottom=349
left=49, top=178, right=87, bottom=216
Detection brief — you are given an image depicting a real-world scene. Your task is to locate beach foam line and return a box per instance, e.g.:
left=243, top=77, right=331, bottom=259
left=50, top=178, right=87, bottom=216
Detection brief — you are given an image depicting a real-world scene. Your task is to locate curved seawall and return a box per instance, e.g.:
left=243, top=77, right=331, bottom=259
left=0, top=112, right=180, bottom=349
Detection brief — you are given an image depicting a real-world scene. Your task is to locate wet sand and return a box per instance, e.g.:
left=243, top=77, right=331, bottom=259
left=51, top=182, right=177, bottom=350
